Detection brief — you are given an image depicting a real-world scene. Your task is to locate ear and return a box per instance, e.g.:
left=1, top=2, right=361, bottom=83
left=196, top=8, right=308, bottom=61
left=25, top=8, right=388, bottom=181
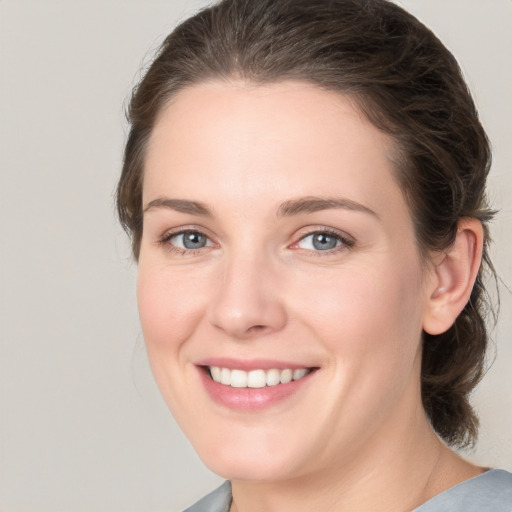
left=422, top=218, right=484, bottom=335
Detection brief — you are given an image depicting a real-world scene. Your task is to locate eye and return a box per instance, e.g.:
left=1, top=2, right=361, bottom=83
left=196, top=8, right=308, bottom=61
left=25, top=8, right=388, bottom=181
left=167, top=230, right=213, bottom=251
left=295, top=231, right=351, bottom=252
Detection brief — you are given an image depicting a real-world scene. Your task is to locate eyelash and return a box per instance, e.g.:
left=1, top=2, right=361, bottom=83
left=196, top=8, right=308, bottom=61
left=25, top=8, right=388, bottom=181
left=292, top=228, right=354, bottom=255
left=156, top=227, right=354, bottom=256
left=157, top=228, right=215, bottom=256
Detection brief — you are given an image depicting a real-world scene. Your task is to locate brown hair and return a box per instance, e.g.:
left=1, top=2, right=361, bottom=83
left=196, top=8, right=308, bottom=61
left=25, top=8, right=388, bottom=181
left=117, top=0, right=495, bottom=448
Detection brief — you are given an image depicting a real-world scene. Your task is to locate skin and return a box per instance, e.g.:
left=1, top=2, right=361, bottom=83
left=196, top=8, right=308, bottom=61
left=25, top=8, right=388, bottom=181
left=137, top=80, right=482, bottom=511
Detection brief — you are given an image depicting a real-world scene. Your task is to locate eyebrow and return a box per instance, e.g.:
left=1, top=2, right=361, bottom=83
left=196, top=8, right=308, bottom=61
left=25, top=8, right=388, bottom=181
left=143, top=195, right=379, bottom=219
left=143, top=198, right=212, bottom=216
left=277, top=196, right=380, bottom=219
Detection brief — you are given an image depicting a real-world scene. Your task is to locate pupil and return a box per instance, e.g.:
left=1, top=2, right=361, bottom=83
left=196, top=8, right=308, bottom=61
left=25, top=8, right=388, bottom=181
left=313, top=233, right=337, bottom=250
left=183, top=232, right=206, bottom=249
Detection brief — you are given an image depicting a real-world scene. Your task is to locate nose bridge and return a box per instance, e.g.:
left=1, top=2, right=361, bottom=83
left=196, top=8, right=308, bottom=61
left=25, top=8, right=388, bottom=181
left=208, top=242, right=287, bottom=338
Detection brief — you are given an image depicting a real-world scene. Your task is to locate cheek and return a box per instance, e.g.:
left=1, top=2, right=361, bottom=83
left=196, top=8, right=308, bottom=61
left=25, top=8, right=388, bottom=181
left=136, top=264, right=208, bottom=361
left=295, top=259, right=426, bottom=440
left=292, top=255, right=425, bottom=373
left=136, top=263, right=214, bottom=426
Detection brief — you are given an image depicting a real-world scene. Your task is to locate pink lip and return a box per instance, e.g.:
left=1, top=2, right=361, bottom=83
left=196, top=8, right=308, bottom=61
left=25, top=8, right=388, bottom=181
left=195, top=357, right=312, bottom=371
left=195, top=361, right=317, bottom=412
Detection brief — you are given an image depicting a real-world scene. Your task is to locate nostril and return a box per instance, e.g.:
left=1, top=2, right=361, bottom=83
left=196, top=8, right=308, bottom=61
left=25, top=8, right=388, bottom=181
left=248, top=325, right=266, bottom=333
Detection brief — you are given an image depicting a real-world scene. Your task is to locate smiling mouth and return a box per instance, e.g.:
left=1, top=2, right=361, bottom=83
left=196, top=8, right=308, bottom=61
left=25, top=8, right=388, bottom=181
left=206, top=366, right=313, bottom=388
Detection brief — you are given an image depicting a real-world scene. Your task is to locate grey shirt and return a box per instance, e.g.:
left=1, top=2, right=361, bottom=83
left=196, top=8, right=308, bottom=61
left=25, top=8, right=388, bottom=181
left=183, top=469, right=512, bottom=512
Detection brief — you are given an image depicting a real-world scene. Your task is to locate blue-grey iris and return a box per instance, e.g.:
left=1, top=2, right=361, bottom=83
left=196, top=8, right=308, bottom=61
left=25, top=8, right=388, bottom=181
left=183, top=232, right=207, bottom=249
left=312, top=233, right=338, bottom=250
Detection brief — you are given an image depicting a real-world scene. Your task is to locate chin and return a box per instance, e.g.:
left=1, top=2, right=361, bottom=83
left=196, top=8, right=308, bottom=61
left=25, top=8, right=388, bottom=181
left=204, top=452, right=300, bottom=482
left=191, top=429, right=307, bottom=482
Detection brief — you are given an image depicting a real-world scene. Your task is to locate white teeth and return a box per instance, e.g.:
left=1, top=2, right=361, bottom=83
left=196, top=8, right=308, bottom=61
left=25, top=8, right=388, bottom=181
left=280, top=369, right=293, bottom=384
left=208, top=366, right=311, bottom=388
left=247, top=369, right=266, bottom=388
left=220, top=367, right=231, bottom=385
left=210, top=366, right=222, bottom=382
left=230, top=369, right=247, bottom=388
left=266, top=368, right=281, bottom=386
left=293, top=368, right=308, bottom=380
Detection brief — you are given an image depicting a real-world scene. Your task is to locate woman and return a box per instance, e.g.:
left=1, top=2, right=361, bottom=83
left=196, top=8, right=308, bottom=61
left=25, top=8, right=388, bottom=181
left=117, top=0, right=512, bottom=510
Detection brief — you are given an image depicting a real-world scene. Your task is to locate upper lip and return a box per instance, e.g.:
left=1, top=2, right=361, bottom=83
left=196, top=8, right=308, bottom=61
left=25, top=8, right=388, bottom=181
left=195, top=357, right=317, bottom=371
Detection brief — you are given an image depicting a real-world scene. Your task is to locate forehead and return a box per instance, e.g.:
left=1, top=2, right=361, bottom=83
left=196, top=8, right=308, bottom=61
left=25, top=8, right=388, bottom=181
left=143, top=80, right=406, bottom=222
left=149, top=80, right=391, bottom=159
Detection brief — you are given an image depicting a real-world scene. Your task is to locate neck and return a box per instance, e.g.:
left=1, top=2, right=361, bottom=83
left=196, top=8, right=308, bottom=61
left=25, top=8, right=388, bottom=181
left=230, top=405, right=480, bottom=512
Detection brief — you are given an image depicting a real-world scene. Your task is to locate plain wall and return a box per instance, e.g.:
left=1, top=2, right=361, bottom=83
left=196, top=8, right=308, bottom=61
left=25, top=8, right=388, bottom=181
left=1, top=1, right=510, bottom=510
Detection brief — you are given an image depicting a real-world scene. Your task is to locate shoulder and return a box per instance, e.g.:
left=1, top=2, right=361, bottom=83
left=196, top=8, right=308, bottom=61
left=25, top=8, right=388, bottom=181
left=414, top=469, right=512, bottom=512
left=182, top=481, right=232, bottom=512
left=181, top=472, right=512, bottom=512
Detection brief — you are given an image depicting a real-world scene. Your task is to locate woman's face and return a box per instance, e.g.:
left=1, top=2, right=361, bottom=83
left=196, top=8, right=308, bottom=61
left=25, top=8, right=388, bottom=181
left=138, top=81, right=434, bottom=481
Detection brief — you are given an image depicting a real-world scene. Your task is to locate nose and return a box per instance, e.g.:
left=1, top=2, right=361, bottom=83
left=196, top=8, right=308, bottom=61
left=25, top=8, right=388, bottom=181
left=207, top=252, right=287, bottom=340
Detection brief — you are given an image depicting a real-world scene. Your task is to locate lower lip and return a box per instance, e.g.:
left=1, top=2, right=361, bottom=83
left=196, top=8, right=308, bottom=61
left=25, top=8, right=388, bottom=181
left=198, top=368, right=315, bottom=411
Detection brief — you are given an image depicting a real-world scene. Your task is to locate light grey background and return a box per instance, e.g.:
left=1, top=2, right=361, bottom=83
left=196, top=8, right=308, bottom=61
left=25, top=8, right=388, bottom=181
left=1, top=1, right=510, bottom=511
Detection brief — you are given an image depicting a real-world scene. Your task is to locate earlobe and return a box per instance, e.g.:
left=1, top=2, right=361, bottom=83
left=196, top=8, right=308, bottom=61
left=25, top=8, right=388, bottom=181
left=422, top=218, right=484, bottom=335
